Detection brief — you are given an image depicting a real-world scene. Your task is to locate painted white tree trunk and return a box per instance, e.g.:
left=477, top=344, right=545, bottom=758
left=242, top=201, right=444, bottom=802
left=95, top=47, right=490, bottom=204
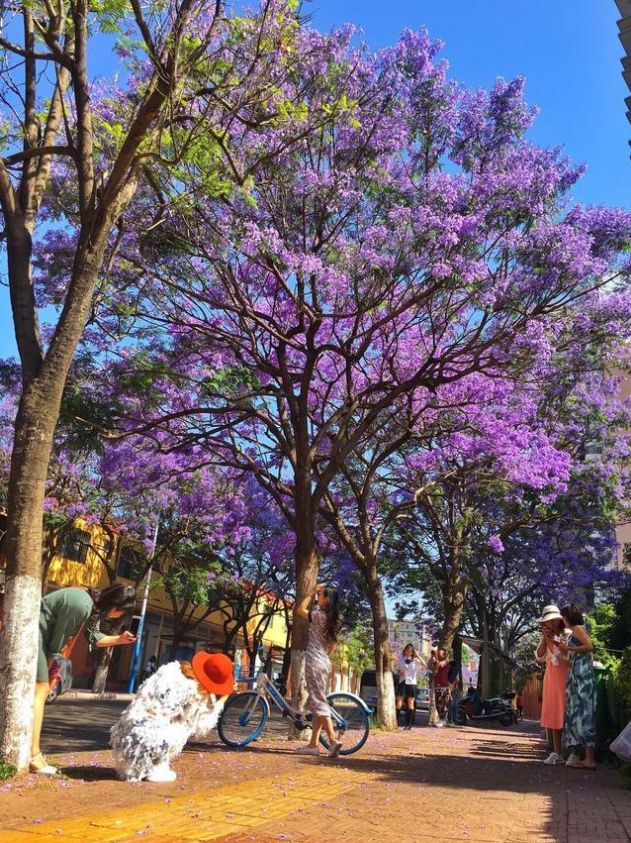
left=376, top=665, right=397, bottom=729
left=288, top=648, right=308, bottom=738
left=0, top=575, right=41, bottom=769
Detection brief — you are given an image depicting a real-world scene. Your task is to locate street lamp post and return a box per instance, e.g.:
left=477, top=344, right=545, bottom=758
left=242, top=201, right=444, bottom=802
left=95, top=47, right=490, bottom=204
left=127, top=517, right=160, bottom=693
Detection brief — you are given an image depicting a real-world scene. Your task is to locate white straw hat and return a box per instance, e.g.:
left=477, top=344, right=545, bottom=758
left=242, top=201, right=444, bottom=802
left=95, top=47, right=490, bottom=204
left=537, top=604, right=563, bottom=624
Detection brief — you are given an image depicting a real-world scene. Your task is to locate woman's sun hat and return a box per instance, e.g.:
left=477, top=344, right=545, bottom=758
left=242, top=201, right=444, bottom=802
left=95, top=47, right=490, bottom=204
left=537, top=604, right=564, bottom=624
left=191, top=651, right=234, bottom=696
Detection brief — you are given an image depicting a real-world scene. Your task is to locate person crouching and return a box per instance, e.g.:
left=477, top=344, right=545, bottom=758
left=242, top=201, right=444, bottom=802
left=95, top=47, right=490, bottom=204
left=110, top=652, right=233, bottom=782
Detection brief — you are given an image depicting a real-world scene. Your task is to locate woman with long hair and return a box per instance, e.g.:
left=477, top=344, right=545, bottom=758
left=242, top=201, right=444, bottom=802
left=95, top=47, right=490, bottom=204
left=31, top=584, right=137, bottom=774
left=396, top=643, right=424, bottom=730
left=293, top=582, right=342, bottom=758
left=535, top=604, right=570, bottom=765
left=556, top=604, right=597, bottom=770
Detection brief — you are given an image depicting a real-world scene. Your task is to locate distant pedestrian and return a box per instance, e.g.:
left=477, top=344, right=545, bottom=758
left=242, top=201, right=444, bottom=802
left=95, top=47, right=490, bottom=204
left=535, top=604, right=570, bottom=765
left=556, top=604, right=597, bottom=770
left=396, top=644, right=425, bottom=730
left=293, top=583, right=342, bottom=758
left=447, top=678, right=463, bottom=725
left=429, top=648, right=450, bottom=726
left=31, top=585, right=137, bottom=775
left=143, top=655, right=158, bottom=681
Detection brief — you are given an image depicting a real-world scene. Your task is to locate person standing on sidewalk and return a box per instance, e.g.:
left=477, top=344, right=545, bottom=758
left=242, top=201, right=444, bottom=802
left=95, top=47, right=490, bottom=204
left=429, top=648, right=451, bottom=726
left=556, top=604, right=597, bottom=770
left=31, top=584, right=137, bottom=775
left=143, top=655, right=158, bottom=681
left=293, top=583, right=343, bottom=758
left=447, top=678, right=463, bottom=725
left=535, top=604, right=570, bottom=765
left=395, top=644, right=425, bottom=730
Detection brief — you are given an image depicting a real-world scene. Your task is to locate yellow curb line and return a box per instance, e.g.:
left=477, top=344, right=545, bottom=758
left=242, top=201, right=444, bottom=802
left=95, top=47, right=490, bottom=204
left=2, top=764, right=359, bottom=843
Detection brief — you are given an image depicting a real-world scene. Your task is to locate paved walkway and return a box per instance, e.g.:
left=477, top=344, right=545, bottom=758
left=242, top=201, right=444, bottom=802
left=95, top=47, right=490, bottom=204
left=0, top=718, right=629, bottom=843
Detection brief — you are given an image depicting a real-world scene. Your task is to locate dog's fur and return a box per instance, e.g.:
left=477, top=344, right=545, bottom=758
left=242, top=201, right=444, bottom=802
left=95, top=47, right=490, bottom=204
left=110, top=661, right=226, bottom=782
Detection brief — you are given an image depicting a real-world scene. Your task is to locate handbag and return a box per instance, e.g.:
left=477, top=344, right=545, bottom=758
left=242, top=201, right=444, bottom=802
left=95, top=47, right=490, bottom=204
left=611, top=719, right=631, bottom=760
left=48, top=621, right=86, bottom=686
left=60, top=621, right=85, bottom=660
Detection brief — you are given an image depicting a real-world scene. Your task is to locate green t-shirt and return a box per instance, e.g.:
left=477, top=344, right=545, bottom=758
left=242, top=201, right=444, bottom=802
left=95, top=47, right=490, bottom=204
left=39, top=587, right=106, bottom=660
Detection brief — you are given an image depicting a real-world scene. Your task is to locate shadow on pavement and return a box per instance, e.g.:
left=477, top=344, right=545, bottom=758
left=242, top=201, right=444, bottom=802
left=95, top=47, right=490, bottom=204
left=60, top=765, right=119, bottom=781
left=42, top=697, right=128, bottom=753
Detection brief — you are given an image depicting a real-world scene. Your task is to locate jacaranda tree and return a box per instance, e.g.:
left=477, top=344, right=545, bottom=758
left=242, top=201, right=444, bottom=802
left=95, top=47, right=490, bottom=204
left=18, top=25, right=631, bottom=728
left=91, top=29, right=631, bottom=715
left=0, top=0, right=320, bottom=769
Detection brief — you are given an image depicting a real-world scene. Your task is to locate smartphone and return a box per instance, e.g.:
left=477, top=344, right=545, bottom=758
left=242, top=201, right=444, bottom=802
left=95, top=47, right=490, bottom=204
left=130, top=615, right=141, bottom=636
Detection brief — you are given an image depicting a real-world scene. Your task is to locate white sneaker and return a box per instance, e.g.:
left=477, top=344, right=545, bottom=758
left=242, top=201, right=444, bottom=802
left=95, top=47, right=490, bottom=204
left=435, top=720, right=446, bottom=728
left=294, top=746, right=320, bottom=756
left=565, top=752, right=581, bottom=767
left=543, top=752, right=564, bottom=765
left=146, top=765, right=177, bottom=783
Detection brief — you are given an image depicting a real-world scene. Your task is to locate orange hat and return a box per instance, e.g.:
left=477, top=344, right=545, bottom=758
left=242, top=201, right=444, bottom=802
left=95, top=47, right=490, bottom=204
left=191, top=651, right=234, bottom=696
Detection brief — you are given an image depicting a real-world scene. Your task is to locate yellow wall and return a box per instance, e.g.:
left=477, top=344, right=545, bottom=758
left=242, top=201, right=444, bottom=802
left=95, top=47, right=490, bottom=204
left=46, top=519, right=112, bottom=590
left=46, top=519, right=290, bottom=645
left=246, top=595, right=290, bottom=649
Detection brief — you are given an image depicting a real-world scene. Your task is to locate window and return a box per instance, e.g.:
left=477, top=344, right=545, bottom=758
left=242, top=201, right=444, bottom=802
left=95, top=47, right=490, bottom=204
left=117, top=545, right=144, bottom=581
left=100, top=539, right=114, bottom=556
left=58, top=528, right=92, bottom=564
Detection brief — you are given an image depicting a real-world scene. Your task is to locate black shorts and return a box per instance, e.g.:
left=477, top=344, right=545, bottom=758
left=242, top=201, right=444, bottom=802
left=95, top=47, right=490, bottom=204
left=397, top=682, right=416, bottom=699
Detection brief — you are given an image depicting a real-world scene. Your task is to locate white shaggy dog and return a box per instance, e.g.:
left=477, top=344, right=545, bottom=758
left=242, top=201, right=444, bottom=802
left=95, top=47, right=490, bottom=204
left=110, top=654, right=232, bottom=782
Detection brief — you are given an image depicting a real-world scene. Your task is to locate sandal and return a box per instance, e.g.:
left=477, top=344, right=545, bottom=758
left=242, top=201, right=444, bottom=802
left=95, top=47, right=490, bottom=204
left=327, top=740, right=343, bottom=758
left=29, top=752, right=58, bottom=775
left=567, top=761, right=596, bottom=770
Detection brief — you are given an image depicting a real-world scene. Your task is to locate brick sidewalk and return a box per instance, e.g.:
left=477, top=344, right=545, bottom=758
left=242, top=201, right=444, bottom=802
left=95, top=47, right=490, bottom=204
left=0, top=721, right=628, bottom=843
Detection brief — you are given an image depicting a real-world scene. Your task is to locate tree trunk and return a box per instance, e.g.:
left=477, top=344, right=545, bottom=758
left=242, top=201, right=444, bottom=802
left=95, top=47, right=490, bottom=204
left=0, top=385, right=68, bottom=769
left=0, top=0, right=200, bottom=769
left=92, top=647, right=114, bottom=695
left=288, top=522, right=319, bottom=709
left=91, top=613, right=124, bottom=694
left=480, top=613, right=491, bottom=699
left=439, top=584, right=467, bottom=652
left=366, top=571, right=396, bottom=730
left=428, top=581, right=467, bottom=725
left=169, top=627, right=184, bottom=660
left=0, top=188, right=127, bottom=769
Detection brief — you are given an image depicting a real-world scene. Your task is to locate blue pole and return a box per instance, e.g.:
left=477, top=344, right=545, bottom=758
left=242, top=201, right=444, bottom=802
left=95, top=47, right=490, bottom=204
left=127, top=518, right=160, bottom=693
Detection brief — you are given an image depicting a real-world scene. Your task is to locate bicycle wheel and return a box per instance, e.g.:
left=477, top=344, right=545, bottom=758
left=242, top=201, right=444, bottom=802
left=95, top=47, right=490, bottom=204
left=217, top=692, right=268, bottom=748
left=320, top=693, right=370, bottom=756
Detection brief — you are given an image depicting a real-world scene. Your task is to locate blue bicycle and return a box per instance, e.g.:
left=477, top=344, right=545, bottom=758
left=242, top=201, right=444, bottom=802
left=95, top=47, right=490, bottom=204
left=217, top=669, right=371, bottom=756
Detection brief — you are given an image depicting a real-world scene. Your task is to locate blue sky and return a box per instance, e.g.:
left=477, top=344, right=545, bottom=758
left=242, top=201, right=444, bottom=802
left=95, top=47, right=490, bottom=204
left=0, top=1, right=629, bottom=358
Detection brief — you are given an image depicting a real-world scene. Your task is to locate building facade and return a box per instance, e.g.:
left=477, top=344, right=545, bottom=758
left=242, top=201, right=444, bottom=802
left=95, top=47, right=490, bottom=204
left=617, top=0, right=631, bottom=145
left=387, top=617, right=432, bottom=661
left=0, top=514, right=355, bottom=694
left=0, top=516, right=292, bottom=691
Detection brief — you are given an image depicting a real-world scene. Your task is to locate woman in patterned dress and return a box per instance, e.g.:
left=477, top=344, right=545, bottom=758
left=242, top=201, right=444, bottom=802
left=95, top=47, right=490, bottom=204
left=293, top=582, right=342, bottom=758
left=556, top=604, right=597, bottom=770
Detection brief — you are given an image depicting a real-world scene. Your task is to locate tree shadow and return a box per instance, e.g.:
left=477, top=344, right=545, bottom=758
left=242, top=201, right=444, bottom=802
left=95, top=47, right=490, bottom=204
left=42, top=698, right=128, bottom=753
left=60, top=765, right=119, bottom=781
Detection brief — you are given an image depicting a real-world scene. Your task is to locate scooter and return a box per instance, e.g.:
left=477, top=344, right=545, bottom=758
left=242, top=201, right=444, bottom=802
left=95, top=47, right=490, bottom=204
left=456, top=693, right=517, bottom=728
